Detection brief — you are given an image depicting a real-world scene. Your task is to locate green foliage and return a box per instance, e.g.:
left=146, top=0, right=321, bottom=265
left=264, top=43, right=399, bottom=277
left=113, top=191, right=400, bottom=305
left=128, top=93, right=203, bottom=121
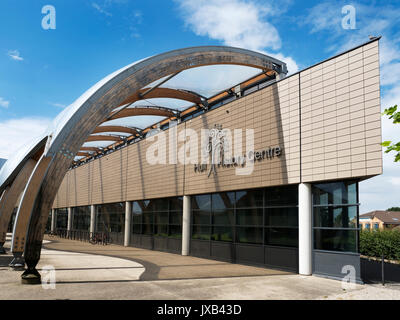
left=360, top=229, right=400, bottom=260
left=381, top=105, right=400, bottom=162
left=387, top=207, right=400, bottom=212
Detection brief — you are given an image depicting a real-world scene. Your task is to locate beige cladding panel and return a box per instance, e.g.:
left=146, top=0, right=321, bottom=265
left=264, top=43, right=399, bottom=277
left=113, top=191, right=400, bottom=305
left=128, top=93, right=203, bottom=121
left=300, top=40, right=382, bottom=182
left=184, top=76, right=300, bottom=195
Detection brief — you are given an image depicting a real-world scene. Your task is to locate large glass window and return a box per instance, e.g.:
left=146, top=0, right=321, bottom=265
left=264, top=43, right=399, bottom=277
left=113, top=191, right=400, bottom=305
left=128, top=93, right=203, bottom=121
left=55, top=208, right=68, bottom=230
left=96, top=202, right=125, bottom=233
left=313, top=180, right=359, bottom=253
left=191, top=185, right=299, bottom=247
left=131, top=196, right=183, bottom=239
left=72, top=206, right=91, bottom=231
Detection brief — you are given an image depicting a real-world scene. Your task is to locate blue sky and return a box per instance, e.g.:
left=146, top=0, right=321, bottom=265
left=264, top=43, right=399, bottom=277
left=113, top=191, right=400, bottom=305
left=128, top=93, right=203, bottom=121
left=0, top=0, right=399, bottom=212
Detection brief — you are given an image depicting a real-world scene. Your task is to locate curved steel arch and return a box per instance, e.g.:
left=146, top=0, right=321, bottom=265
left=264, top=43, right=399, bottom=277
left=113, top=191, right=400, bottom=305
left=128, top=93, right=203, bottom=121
left=107, top=105, right=178, bottom=121
left=6, top=45, right=286, bottom=282
left=118, top=87, right=204, bottom=107
left=92, top=125, right=140, bottom=136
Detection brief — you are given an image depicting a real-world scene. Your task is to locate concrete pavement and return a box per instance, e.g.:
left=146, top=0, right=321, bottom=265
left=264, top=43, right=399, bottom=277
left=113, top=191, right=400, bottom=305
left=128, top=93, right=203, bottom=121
left=1, top=235, right=400, bottom=300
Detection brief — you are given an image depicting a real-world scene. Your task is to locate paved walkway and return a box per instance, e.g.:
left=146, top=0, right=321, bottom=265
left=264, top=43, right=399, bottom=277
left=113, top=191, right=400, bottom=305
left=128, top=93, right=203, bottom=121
left=42, top=236, right=292, bottom=281
left=1, top=235, right=400, bottom=300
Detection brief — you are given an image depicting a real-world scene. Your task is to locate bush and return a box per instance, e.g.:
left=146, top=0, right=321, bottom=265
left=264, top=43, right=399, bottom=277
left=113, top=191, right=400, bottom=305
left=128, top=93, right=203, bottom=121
left=359, top=229, right=400, bottom=261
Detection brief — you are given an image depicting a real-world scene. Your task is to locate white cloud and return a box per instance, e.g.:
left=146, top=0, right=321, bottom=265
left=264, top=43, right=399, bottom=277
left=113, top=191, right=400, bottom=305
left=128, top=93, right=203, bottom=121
left=175, top=0, right=298, bottom=74
left=0, top=97, right=9, bottom=108
left=50, top=102, right=67, bottom=109
left=390, top=177, right=400, bottom=186
left=7, top=50, right=23, bottom=61
left=0, top=117, right=52, bottom=159
left=92, top=2, right=112, bottom=17
left=178, top=0, right=281, bottom=51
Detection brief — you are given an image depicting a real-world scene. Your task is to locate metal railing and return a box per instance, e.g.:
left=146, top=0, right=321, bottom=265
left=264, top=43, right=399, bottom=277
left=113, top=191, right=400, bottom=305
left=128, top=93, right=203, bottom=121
left=51, top=228, right=115, bottom=245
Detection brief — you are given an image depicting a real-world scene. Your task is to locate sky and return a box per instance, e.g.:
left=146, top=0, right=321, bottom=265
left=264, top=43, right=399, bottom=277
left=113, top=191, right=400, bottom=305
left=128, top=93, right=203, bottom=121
left=0, top=0, right=399, bottom=213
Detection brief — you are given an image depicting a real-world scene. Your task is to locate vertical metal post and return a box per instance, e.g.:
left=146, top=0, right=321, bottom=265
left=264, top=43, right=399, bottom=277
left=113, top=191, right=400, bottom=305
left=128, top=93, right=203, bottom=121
left=382, top=254, right=385, bottom=286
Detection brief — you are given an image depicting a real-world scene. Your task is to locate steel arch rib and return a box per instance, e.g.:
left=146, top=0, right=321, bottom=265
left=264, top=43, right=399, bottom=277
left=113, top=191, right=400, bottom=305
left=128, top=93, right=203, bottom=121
left=9, top=46, right=286, bottom=275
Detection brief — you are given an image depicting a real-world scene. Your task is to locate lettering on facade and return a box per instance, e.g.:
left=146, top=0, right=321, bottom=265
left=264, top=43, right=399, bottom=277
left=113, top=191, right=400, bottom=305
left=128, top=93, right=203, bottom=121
left=194, top=124, right=282, bottom=177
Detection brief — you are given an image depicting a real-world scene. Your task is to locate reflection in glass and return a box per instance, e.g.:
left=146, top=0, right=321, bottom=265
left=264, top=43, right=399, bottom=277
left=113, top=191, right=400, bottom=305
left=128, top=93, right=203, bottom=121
left=236, top=208, right=263, bottom=226
left=236, top=189, right=263, bottom=208
left=193, top=210, right=210, bottom=225
left=314, top=229, right=357, bottom=252
left=314, top=206, right=358, bottom=228
left=192, top=194, right=211, bottom=211
left=212, top=192, right=235, bottom=209
left=192, top=225, right=211, bottom=240
left=266, top=185, right=298, bottom=206
left=265, top=227, right=298, bottom=247
left=236, top=227, right=263, bottom=244
left=212, top=209, right=234, bottom=225
left=211, top=226, right=233, bottom=242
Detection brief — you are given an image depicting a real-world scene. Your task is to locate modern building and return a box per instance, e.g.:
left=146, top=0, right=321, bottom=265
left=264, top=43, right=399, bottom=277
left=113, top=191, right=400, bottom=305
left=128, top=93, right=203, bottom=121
left=45, top=38, right=383, bottom=283
left=360, top=211, right=400, bottom=230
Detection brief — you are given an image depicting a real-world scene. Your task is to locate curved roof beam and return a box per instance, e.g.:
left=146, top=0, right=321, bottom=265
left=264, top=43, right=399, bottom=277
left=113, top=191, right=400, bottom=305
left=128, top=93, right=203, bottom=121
left=86, top=135, right=122, bottom=142
left=92, top=125, right=141, bottom=136
left=117, top=87, right=203, bottom=108
left=106, top=106, right=178, bottom=122
left=76, top=152, right=93, bottom=157
left=79, top=146, right=102, bottom=152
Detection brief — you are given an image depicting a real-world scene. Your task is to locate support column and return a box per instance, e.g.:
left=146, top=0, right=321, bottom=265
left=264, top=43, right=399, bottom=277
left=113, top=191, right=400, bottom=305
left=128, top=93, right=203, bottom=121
left=181, top=195, right=191, bottom=256
left=50, top=209, right=56, bottom=233
left=90, top=205, right=96, bottom=235
left=124, top=201, right=132, bottom=247
left=299, top=183, right=312, bottom=275
left=67, top=207, right=72, bottom=236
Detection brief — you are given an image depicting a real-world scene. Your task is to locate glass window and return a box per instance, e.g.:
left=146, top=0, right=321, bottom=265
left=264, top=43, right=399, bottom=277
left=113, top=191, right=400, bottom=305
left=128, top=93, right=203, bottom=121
left=266, top=207, right=298, bottom=227
left=55, top=208, right=68, bottom=229
left=154, top=224, right=168, bottom=237
left=155, top=211, right=168, bottom=224
left=236, top=189, right=263, bottom=208
left=236, top=208, right=263, bottom=226
left=365, top=223, right=370, bottom=230
left=192, top=225, right=211, bottom=240
left=72, top=206, right=90, bottom=231
left=236, top=227, right=263, bottom=244
left=212, top=192, right=234, bottom=210
left=211, top=226, right=233, bottom=242
left=170, top=211, right=182, bottom=225
left=212, top=209, right=234, bottom=225
left=313, top=181, right=358, bottom=205
left=374, top=223, right=379, bottom=230
left=313, top=206, right=357, bottom=228
left=132, top=223, right=141, bottom=234
left=265, top=227, right=298, bottom=247
left=192, top=194, right=211, bottom=211
left=170, top=197, right=183, bottom=211
left=266, top=185, right=298, bottom=206
left=96, top=202, right=125, bottom=233
left=169, top=225, right=182, bottom=239
left=314, top=229, right=357, bottom=252
left=193, top=210, right=210, bottom=225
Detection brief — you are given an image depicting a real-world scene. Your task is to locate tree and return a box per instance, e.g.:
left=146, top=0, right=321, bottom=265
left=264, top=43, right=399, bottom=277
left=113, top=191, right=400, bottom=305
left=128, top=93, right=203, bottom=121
left=387, top=207, right=400, bottom=212
left=381, top=105, right=400, bottom=162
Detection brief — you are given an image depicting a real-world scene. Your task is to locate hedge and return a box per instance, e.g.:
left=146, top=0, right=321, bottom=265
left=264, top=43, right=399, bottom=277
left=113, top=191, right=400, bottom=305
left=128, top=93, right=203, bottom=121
left=359, top=229, right=400, bottom=261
